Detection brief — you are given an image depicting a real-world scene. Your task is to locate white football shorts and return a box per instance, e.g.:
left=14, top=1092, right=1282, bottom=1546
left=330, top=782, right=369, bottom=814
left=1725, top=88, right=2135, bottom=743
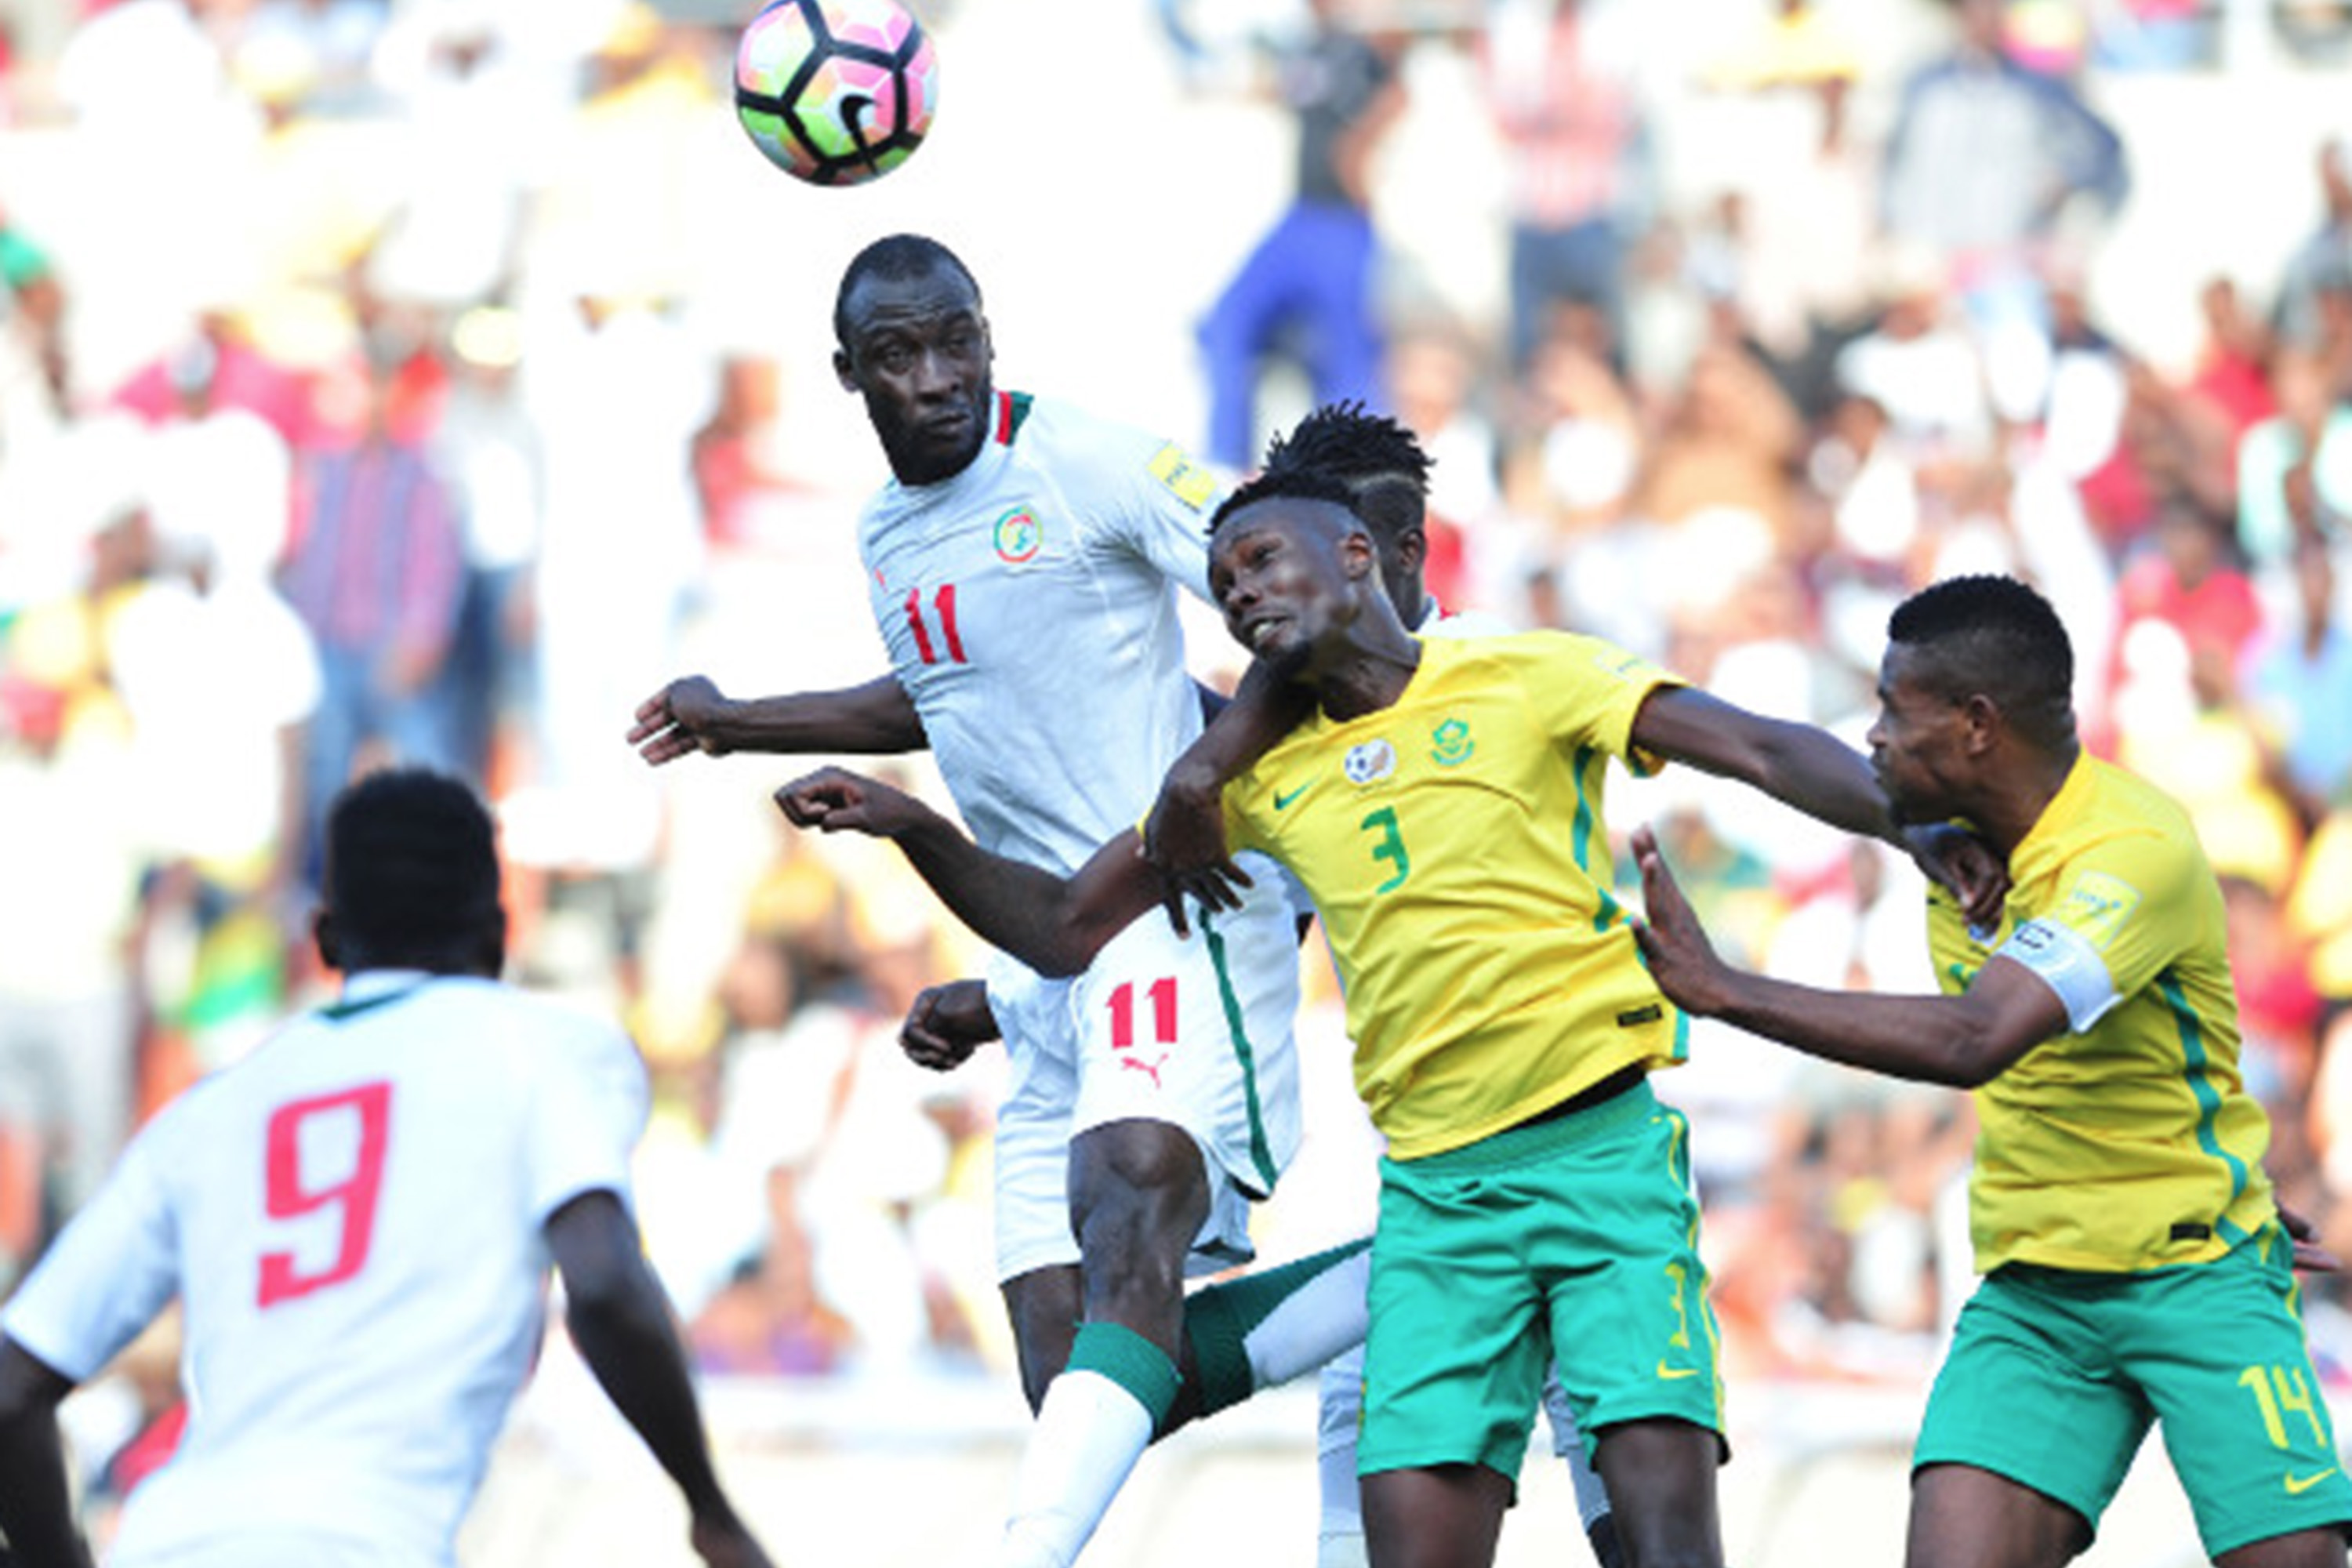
left=987, top=857, right=1302, bottom=1284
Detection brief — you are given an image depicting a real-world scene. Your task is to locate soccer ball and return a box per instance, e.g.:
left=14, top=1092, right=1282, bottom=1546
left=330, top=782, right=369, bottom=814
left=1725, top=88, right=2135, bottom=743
left=734, top=0, right=939, bottom=187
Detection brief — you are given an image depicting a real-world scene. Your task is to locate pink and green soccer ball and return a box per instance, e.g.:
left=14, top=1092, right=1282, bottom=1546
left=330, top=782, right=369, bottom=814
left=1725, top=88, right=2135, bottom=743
left=734, top=0, right=938, bottom=187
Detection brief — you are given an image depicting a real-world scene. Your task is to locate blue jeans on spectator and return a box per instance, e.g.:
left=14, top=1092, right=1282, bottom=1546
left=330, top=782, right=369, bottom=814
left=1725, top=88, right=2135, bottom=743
left=303, top=645, right=459, bottom=882
left=1508, top=217, right=1625, bottom=372
left=1199, top=198, right=1383, bottom=470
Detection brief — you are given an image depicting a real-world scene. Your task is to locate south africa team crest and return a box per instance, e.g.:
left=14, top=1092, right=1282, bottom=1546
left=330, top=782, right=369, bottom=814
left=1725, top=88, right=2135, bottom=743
left=993, top=506, right=1043, bottom=563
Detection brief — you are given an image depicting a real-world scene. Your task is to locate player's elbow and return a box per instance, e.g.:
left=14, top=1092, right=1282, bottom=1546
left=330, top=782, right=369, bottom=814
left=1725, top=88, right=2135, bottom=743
left=1925, top=1015, right=2024, bottom=1089
left=545, top=1190, right=655, bottom=1315
left=0, top=1340, right=70, bottom=1428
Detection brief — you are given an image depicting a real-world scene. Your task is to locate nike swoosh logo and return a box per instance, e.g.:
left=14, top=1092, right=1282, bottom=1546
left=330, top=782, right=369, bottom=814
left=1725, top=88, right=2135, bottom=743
left=2286, top=1466, right=2339, bottom=1495
left=1273, top=783, right=1311, bottom=811
left=1656, top=1362, right=1700, bottom=1381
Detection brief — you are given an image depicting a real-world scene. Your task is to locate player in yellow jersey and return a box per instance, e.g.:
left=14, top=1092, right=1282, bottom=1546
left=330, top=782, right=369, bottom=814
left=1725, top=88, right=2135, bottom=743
left=1632, top=573, right=2352, bottom=1567
left=771, top=467, right=1995, bottom=1568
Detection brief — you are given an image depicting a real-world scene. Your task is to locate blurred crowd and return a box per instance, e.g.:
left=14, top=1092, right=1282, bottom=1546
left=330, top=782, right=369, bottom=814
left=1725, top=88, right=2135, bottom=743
left=4, top=0, right=2352, bottom=1501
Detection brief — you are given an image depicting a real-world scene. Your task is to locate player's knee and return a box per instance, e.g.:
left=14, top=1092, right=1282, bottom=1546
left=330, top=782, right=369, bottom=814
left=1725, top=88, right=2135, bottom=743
left=1068, top=1120, right=1210, bottom=1313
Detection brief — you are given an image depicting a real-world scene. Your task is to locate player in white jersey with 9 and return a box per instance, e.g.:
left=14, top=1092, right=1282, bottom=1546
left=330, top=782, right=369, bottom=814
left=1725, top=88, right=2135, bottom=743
left=0, top=769, right=771, bottom=1568
left=630, top=234, right=1366, bottom=1568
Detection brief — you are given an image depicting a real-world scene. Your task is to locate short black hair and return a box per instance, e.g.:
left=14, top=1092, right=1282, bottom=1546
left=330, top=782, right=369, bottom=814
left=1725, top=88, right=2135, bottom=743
left=834, top=234, right=979, bottom=348
left=1209, top=464, right=1364, bottom=536
left=1887, top=575, right=2076, bottom=750
left=321, top=768, right=503, bottom=970
left=1261, top=401, right=1432, bottom=546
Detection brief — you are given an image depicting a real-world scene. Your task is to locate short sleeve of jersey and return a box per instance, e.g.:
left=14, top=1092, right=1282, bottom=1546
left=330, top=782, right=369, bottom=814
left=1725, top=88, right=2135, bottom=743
left=1035, top=404, right=1221, bottom=604
left=1517, top=633, right=1682, bottom=771
left=521, top=1017, right=648, bottom=1224
left=1994, top=829, right=2201, bottom=1034
left=2, top=1117, right=183, bottom=1381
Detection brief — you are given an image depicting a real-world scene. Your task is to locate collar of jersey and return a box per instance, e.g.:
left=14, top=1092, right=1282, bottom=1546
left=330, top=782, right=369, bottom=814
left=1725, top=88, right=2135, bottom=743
left=321, top=968, right=435, bottom=1021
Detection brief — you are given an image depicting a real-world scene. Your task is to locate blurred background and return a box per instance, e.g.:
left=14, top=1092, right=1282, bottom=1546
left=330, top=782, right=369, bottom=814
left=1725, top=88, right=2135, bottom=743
left=2, top=0, right=2351, bottom=1563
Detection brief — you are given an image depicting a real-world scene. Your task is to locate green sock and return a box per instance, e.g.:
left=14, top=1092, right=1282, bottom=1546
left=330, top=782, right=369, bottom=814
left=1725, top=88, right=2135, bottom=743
left=1067, top=1319, right=1181, bottom=1428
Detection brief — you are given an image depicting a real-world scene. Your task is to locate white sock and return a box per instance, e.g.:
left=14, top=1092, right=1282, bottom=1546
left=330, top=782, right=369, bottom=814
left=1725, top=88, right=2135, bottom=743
left=1245, top=1243, right=1371, bottom=1387
left=1316, top=1345, right=1369, bottom=1568
left=1186, top=1238, right=1373, bottom=1417
left=1539, top=1366, right=1613, bottom=1532
left=999, top=1368, right=1156, bottom=1568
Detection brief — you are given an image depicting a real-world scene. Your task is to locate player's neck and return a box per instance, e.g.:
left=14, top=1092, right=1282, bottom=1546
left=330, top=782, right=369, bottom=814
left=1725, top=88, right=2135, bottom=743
left=1976, top=741, right=2082, bottom=860
left=1315, top=633, right=1421, bottom=722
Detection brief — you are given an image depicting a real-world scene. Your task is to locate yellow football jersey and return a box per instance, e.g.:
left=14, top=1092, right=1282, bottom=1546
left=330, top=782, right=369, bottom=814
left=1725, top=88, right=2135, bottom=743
left=1929, top=753, right=2276, bottom=1273
left=1223, top=632, right=1687, bottom=1160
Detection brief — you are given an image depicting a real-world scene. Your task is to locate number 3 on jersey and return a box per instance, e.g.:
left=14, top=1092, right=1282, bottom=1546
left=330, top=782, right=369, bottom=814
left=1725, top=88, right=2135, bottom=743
left=258, top=1081, right=393, bottom=1308
left=904, top=583, right=967, bottom=665
left=1361, top=806, right=1411, bottom=893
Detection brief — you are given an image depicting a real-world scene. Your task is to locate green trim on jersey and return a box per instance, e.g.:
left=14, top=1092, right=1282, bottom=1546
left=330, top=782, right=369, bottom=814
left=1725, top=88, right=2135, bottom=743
left=1569, top=743, right=1625, bottom=934
left=318, top=986, right=420, bottom=1024
left=1200, top=909, right=1278, bottom=1193
left=1001, top=389, right=1034, bottom=444
left=2159, top=970, right=2253, bottom=1244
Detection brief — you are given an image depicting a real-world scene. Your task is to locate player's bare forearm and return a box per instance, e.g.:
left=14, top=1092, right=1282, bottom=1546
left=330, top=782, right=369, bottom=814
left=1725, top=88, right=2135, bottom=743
left=893, top=818, right=1156, bottom=979
left=0, top=1343, right=94, bottom=1568
left=779, top=768, right=1157, bottom=975
left=1636, top=687, right=1895, bottom=841
left=1632, top=688, right=2007, bottom=924
left=1630, top=826, right=2052, bottom=1089
left=630, top=673, right=925, bottom=764
left=546, top=1194, right=745, bottom=1540
left=720, top=678, right=927, bottom=753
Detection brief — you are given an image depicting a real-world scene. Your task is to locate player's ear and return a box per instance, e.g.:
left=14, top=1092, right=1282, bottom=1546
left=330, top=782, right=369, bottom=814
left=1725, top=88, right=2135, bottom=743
left=479, top=908, right=509, bottom=979
left=312, top=908, right=342, bottom=972
left=1393, top=524, right=1427, bottom=575
left=833, top=346, right=858, bottom=392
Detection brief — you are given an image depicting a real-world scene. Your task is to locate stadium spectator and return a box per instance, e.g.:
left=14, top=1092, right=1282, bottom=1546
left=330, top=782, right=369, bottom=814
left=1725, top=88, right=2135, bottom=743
left=1479, top=0, right=1653, bottom=378
left=2275, top=138, right=2352, bottom=358
left=277, top=349, right=466, bottom=879
left=1878, top=0, right=2129, bottom=282
left=1196, top=0, right=1406, bottom=470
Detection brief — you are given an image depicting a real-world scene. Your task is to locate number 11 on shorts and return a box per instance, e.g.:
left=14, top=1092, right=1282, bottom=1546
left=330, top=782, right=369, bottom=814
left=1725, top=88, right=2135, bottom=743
left=1108, top=978, right=1178, bottom=1089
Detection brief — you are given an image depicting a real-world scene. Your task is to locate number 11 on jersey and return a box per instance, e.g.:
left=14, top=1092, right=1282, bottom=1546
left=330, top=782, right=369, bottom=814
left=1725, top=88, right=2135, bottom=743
left=904, top=583, right=967, bottom=665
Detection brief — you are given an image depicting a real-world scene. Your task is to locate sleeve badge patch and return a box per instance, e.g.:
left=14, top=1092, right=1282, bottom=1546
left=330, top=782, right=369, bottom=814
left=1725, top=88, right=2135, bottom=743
left=2058, top=869, right=2141, bottom=951
left=1148, top=443, right=1218, bottom=511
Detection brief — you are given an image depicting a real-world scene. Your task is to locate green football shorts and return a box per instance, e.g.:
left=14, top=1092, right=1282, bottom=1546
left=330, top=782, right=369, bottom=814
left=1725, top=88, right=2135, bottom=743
left=1917, top=1223, right=2352, bottom=1555
left=1357, top=1076, right=1727, bottom=1483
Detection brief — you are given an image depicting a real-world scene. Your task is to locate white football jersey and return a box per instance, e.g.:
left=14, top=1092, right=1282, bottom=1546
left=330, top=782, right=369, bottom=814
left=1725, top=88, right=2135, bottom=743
left=859, top=391, right=1224, bottom=876
left=1, top=971, right=648, bottom=1568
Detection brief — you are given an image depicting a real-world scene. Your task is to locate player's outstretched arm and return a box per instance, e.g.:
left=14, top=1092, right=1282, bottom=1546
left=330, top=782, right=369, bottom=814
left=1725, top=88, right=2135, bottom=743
left=1144, top=659, right=1310, bottom=925
left=0, top=1341, right=96, bottom=1568
left=543, top=1192, right=774, bottom=1568
left=629, top=672, right=926, bottom=765
left=776, top=766, right=1162, bottom=975
left=1629, top=685, right=2007, bottom=927
left=1630, top=826, right=2058, bottom=1088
